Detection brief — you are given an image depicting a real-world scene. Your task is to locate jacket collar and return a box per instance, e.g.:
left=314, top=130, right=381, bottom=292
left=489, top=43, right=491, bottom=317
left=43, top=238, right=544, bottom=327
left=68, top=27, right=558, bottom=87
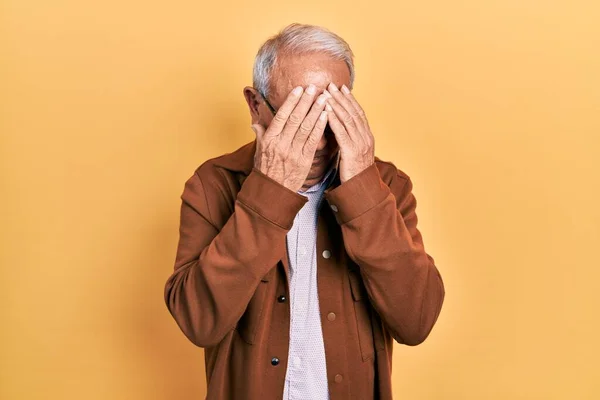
left=212, top=140, right=257, bottom=176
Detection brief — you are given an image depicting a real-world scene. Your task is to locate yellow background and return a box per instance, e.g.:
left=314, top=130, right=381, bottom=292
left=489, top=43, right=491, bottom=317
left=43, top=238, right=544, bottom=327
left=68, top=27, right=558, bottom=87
left=2, top=0, right=599, bottom=399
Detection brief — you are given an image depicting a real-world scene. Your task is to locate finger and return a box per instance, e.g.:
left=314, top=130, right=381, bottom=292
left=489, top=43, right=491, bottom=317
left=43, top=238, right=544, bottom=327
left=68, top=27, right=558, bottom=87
left=324, top=90, right=361, bottom=143
left=340, top=85, right=369, bottom=126
left=303, top=110, right=328, bottom=157
left=327, top=83, right=363, bottom=126
left=324, top=103, right=351, bottom=146
left=265, top=86, right=304, bottom=137
left=292, top=93, right=328, bottom=147
left=341, top=86, right=374, bottom=146
left=280, top=84, right=319, bottom=143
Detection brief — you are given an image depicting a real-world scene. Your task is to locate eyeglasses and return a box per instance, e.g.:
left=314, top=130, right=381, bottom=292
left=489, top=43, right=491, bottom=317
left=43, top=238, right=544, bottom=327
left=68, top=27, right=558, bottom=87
left=259, top=90, right=277, bottom=115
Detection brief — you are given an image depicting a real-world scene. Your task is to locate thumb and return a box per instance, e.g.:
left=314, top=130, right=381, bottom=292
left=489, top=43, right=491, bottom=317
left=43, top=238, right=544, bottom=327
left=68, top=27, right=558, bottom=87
left=251, top=123, right=265, bottom=139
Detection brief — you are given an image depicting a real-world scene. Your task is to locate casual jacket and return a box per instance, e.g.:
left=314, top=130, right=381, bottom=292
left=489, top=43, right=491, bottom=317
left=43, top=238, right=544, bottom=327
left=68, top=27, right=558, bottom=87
left=164, top=140, right=445, bottom=400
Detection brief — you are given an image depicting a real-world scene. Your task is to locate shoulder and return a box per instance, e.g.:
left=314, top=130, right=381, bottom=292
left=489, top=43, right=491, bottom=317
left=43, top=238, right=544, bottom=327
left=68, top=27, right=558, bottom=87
left=181, top=142, right=255, bottom=224
left=186, top=140, right=255, bottom=190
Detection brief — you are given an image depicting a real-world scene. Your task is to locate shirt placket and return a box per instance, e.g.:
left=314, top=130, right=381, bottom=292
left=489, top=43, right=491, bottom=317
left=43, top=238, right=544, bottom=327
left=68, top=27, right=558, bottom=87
left=286, top=201, right=310, bottom=395
left=284, top=180, right=332, bottom=400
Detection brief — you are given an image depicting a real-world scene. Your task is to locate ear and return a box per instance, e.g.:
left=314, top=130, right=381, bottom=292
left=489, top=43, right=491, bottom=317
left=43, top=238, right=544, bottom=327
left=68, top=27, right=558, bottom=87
left=243, top=87, right=262, bottom=124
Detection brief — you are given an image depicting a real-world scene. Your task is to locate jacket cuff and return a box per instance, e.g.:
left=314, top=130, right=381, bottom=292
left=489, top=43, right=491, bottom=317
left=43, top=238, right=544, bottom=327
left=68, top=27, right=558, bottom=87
left=237, top=168, right=308, bottom=230
left=325, top=163, right=390, bottom=225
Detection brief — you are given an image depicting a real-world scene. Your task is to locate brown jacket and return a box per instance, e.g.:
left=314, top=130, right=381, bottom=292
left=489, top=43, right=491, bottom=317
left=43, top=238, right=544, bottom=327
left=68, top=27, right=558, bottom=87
left=164, top=140, right=445, bottom=400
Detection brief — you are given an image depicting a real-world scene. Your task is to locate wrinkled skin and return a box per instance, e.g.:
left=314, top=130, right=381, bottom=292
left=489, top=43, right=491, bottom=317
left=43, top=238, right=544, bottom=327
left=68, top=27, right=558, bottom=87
left=244, top=52, right=374, bottom=192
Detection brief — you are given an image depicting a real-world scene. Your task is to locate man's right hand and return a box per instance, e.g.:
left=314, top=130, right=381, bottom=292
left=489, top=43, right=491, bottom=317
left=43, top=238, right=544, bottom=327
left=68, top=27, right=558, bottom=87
left=251, top=85, right=328, bottom=193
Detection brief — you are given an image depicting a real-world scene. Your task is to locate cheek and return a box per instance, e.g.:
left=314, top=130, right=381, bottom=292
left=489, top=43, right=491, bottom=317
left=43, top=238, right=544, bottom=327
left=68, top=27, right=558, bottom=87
left=261, top=112, right=274, bottom=127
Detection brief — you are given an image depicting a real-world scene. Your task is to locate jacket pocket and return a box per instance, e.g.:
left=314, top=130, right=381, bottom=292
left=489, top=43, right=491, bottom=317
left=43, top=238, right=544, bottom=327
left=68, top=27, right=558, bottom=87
left=235, top=269, right=273, bottom=345
left=348, top=269, right=376, bottom=361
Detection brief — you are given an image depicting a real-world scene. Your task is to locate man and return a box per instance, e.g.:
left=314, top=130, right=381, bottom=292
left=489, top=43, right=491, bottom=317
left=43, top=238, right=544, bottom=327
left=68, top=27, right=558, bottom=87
left=164, top=23, right=445, bottom=400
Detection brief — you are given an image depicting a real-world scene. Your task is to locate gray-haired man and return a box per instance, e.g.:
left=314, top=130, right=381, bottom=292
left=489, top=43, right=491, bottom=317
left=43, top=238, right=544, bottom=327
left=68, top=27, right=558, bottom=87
left=165, top=23, right=445, bottom=400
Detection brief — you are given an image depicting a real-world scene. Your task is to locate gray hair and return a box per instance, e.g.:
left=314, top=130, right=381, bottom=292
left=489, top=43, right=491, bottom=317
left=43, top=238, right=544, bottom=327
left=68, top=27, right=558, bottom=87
left=253, top=23, right=355, bottom=98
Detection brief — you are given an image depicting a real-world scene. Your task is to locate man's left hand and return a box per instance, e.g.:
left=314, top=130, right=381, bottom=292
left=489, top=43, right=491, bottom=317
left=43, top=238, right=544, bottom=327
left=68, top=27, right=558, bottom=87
left=324, top=83, right=375, bottom=183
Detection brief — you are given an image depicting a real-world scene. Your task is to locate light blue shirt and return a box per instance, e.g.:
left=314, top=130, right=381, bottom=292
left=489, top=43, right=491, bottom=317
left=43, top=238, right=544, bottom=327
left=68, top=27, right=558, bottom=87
left=283, top=158, right=339, bottom=400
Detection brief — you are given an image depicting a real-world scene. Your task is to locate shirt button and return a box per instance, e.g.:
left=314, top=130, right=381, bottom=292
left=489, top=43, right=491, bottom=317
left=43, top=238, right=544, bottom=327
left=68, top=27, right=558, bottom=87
left=271, top=357, right=280, bottom=366
left=327, top=312, right=336, bottom=321
left=322, top=250, right=331, bottom=259
left=334, top=374, right=343, bottom=383
left=277, top=295, right=286, bottom=303
left=330, top=204, right=338, bottom=212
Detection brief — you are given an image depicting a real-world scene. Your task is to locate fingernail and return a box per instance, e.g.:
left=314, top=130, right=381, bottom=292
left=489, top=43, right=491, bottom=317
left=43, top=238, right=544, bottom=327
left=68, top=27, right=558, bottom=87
left=326, top=104, right=333, bottom=112
left=250, top=124, right=259, bottom=134
left=328, top=82, right=339, bottom=92
left=306, top=84, right=316, bottom=95
left=316, top=94, right=327, bottom=105
left=323, top=90, right=332, bottom=98
left=320, top=111, right=327, bottom=120
left=292, top=86, right=303, bottom=96
left=341, top=85, right=350, bottom=94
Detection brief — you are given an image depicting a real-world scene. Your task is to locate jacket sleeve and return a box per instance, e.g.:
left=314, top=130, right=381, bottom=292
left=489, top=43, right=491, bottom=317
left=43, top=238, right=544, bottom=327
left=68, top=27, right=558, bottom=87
left=325, top=163, right=445, bottom=346
left=164, top=167, right=307, bottom=347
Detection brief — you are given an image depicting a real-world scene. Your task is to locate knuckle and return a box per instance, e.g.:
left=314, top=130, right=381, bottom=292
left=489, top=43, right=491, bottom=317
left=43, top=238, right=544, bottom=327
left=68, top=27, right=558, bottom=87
left=342, top=114, right=354, bottom=125
left=288, top=113, right=302, bottom=125
left=263, top=128, right=275, bottom=138
left=273, top=113, right=288, bottom=124
left=303, top=137, right=314, bottom=149
left=299, top=120, right=313, bottom=132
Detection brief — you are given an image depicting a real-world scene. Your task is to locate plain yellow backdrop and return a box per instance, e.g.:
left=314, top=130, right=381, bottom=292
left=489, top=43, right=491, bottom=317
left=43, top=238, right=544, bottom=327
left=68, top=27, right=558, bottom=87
left=1, top=0, right=599, bottom=399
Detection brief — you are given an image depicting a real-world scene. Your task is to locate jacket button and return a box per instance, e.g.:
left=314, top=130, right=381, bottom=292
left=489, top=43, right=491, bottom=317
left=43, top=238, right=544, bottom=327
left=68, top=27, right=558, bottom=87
left=322, top=250, right=331, bottom=259
left=277, top=295, right=286, bottom=303
left=334, top=374, right=343, bottom=383
left=327, top=312, right=336, bottom=321
left=271, top=357, right=280, bottom=366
